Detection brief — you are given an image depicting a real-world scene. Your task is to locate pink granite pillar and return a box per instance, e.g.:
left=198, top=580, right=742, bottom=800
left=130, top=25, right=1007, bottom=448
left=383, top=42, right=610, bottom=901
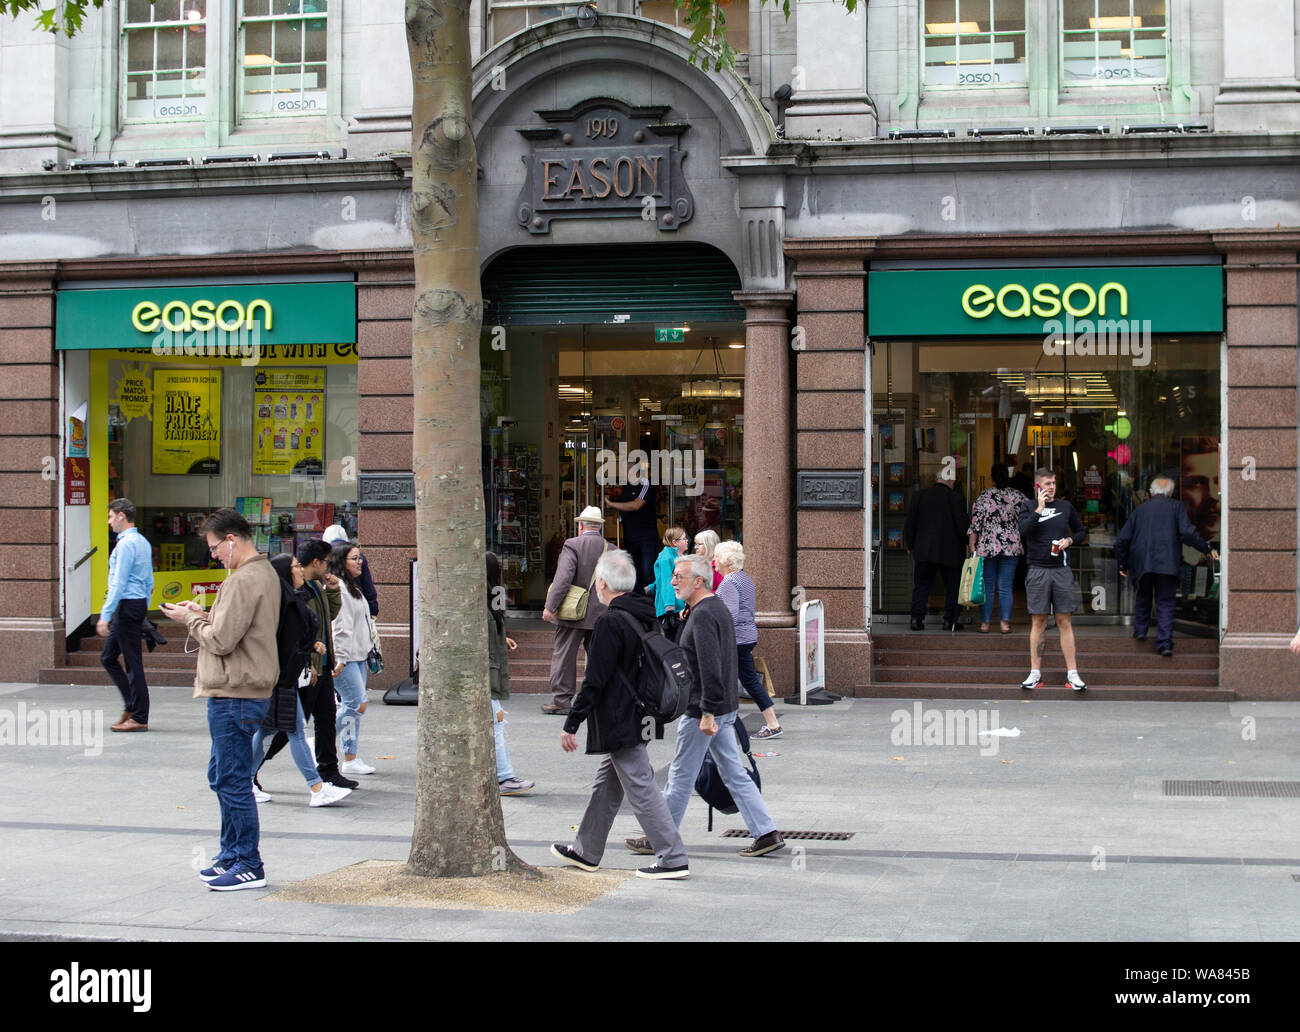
left=734, top=290, right=797, bottom=689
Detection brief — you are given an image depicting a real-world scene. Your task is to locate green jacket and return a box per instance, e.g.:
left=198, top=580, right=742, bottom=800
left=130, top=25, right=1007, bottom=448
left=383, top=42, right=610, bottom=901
left=488, top=615, right=510, bottom=700
left=303, top=579, right=341, bottom=675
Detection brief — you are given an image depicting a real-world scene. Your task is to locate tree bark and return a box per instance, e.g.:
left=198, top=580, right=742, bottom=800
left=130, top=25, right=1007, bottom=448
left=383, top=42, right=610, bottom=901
left=405, top=0, right=531, bottom=877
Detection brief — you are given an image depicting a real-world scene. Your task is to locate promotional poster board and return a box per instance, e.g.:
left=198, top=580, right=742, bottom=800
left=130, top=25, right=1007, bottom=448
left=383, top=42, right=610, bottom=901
left=252, top=368, right=326, bottom=476
left=152, top=370, right=222, bottom=475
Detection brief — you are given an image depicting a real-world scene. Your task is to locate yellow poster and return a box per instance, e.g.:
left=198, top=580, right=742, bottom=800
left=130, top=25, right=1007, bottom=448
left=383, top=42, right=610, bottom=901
left=152, top=370, right=222, bottom=475
left=252, top=368, right=326, bottom=476
left=114, top=370, right=153, bottom=421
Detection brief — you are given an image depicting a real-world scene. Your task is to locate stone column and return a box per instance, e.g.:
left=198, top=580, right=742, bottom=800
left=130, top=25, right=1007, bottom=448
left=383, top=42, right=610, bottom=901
left=355, top=258, right=416, bottom=689
left=1213, top=0, right=1300, bottom=132
left=786, top=244, right=871, bottom=694
left=1215, top=232, right=1300, bottom=697
left=0, top=265, right=62, bottom=680
left=734, top=290, right=797, bottom=688
left=782, top=0, right=876, bottom=139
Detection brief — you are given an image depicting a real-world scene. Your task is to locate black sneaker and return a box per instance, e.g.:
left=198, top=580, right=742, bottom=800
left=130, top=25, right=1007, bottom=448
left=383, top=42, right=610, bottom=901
left=550, top=843, right=599, bottom=872
left=1157, top=646, right=1173, bottom=657
left=738, top=831, right=786, bottom=857
left=635, top=862, right=689, bottom=880
left=625, top=835, right=654, bottom=855
left=328, top=774, right=359, bottom=790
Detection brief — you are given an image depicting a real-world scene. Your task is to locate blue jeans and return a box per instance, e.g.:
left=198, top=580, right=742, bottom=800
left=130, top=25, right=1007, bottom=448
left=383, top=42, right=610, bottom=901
left=662, top=710, right=776, bottom=837
left=979, top=554, right=1018, bottom=623
left=252, top=696, right=321, bottom=788
left=491, top=700, right=514, bottom=782
left=335, top=660, right=367, bottom=757
left=737, top=642, right=773, bottom=710
left=207, top=697, right=270, bottom=868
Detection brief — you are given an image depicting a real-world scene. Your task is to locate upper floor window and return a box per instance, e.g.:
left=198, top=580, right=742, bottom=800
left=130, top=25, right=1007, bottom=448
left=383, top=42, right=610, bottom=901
left=1061, top=0, right=1167, bottom=85
left=923, top=0, right=1027, bottom=88
left=239, top=0, right=329, bottom=117
left=639, top=0, right=748, bottom=58
left=122, top=0, right=208, bottom=121
left=488, top=1, right=586, bottom=47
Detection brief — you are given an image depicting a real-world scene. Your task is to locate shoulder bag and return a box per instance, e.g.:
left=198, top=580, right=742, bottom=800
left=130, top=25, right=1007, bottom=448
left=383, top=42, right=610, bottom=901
left=365, top=609, right=384, bottom=674
left=556, top=542, right=608, bottom=622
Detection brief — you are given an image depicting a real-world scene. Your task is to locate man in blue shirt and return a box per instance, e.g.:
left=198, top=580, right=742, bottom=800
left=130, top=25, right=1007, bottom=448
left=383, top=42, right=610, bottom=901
left=97, top=498, right=154, bottom=732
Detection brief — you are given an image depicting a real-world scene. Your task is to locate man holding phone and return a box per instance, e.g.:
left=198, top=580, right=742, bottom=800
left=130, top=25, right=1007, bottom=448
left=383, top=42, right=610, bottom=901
left=161, top=507, right=280, bottom=891
left=1016, top=469, right=1088, bottom=691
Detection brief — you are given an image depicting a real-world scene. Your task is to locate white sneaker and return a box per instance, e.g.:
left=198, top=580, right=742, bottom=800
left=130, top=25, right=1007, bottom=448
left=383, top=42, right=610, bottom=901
left=1067, top=671, right=1088, bottom=692
left=252, top=784, right=272, bottom=803
left=309, top=783, right=352, bottom=807
left=341, top=758, right=376, bottom=775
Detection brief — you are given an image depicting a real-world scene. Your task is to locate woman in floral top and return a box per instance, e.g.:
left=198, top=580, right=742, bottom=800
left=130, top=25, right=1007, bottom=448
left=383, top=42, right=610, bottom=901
left=967, top=464, right=1024, bottom=633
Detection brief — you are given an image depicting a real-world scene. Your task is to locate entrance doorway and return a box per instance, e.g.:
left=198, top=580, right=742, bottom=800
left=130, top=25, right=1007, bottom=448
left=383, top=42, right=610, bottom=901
left=872, top=336, right=1222, bottom=633
left=480, top=243, right=745, bottom=610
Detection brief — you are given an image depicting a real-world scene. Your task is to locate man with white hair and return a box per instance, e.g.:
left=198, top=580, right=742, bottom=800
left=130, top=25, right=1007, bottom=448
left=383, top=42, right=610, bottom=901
left=541, top=506, right=608, bottom=715
left=1114, top=475, right=1218, bottom=657
left=552, top=549, right=689, bottom=880
left=626, top=552, right=785, bottom=859
left=904, top=468, right=970, bottom=632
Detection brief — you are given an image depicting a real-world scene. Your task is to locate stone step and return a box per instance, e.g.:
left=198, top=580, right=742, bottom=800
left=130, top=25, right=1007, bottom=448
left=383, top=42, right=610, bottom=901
left=871, top=664, right=1219, bottom=687
left=853, top=681, right=1235, bottom=703
left=871, top=631, right=1219, bottom=653
left=874, top=648, right=1218, bottom=672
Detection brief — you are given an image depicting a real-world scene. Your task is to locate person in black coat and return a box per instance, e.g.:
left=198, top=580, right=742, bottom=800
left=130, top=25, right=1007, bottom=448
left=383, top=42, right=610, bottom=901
left=1115, top=476, right=1218, bottom=656
left=903, top=469, right=971, bottom=631
left=552, top=549, right=690, bottom=880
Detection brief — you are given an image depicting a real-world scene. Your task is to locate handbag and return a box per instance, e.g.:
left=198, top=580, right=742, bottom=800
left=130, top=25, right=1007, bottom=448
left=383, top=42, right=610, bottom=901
left=365, top=612, right=384, bottom=674
left=958, top=555, right=986, bottom=607
left=555, top=542, right=607, bottom=622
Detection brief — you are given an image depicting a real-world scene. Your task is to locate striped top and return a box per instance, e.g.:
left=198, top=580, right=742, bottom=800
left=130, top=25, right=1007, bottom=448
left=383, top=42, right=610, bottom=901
left=716, top=570, right=758, bottom=646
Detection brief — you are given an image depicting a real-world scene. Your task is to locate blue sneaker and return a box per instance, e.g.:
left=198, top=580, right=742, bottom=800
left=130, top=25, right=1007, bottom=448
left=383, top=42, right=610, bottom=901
left=207, top=861, right=267, bottom=891
left=198, top=859, right=231, bottom=882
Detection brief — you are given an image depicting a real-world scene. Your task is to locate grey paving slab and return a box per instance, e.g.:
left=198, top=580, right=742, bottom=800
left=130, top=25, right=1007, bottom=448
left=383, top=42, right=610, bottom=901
left=3, top=682, right=1300, bottom=940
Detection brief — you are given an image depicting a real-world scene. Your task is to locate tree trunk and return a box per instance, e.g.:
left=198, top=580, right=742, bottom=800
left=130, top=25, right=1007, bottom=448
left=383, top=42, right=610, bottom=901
left=405, top=0, right=530, bottom=877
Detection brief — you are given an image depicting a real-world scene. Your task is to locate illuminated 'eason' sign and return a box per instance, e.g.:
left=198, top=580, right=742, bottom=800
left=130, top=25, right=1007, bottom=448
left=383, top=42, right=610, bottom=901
left=131, top=299, right=273, bottom=333
left=961, top=281, right=1128, bottom=320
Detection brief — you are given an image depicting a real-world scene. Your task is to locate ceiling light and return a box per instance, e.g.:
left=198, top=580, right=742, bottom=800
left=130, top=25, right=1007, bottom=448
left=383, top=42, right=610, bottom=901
left=1089, top=16, right=1142, bottom=29
left=728, top=343, right=745, bottom=349
left=926, top=21, right=980, bottom=34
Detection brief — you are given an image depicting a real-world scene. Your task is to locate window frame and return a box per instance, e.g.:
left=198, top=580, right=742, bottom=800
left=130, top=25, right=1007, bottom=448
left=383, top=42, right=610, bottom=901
left=920, top=0, right=1030, bottom=92
left=1058, top=0, right=1169, bottom=90
left=119, top=0, right=212, bottom=125
left=236, top=0, right=331, bottom=122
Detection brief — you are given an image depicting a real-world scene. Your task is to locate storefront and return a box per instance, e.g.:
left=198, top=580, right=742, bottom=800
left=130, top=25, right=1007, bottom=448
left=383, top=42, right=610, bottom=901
left=865, top=261, right=1225, bottom=632
left=55, top=277, right=358, bottom=634
left=477, top=248, right=747, bottom=610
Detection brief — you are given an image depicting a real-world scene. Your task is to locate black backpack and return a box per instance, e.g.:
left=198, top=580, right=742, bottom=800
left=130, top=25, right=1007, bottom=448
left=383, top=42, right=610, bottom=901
left=610, top=610, right=693, bottom=724
left=695, top=718, right=762, bottom=831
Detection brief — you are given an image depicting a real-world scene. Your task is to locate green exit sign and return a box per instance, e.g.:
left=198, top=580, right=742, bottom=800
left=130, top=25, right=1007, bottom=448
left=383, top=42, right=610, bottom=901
left=655, top=327, right=684, bottom=343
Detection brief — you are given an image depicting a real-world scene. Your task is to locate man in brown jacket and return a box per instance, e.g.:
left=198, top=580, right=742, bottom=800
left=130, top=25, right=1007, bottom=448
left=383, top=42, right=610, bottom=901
left=540, top=506, right=609, bottom=715
left=160, top=507, right=280, bottom=891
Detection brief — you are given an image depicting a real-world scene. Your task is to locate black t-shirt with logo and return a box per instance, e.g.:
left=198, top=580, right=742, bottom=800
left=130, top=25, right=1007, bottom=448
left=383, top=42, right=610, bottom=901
left=1016, top=496, right=1086, bottom=567
left=616, top=480, right=657, bottom=541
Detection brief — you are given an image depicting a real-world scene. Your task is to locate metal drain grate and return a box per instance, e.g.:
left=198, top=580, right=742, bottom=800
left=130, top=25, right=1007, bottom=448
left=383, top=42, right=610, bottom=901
left=722, top=829, right=855, bottom=840
left=1163, top=780, right=1300, bottom=799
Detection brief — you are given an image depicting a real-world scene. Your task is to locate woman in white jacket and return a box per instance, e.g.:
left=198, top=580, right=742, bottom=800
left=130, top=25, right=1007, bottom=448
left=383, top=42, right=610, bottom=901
left=328, top=541, right=375, bottom=776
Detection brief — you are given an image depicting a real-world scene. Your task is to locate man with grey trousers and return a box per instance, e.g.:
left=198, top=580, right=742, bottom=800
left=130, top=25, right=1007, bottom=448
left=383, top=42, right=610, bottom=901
left=541, top=505, right=608, bottom=715
left=552, top=549, right=690, bottom=880
left=627, top=552, right=786, bottom=859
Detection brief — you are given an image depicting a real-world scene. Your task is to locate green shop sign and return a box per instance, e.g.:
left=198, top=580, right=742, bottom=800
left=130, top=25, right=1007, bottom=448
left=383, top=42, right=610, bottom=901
left=56, top=281, right=357, bottom=350
left=867, top=266, right=1223, bottom=336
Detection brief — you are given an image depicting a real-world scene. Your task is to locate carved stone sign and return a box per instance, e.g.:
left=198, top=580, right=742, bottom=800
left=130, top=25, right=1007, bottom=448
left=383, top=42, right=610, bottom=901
left=797, top=472, right=865, bottom=510
left=358, top=472, right=416, bottom=509
left=516, top=97, right=694, bottom=234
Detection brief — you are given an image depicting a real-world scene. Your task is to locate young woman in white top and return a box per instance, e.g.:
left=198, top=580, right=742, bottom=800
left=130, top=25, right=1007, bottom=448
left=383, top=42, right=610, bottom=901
left=328, top=541, right=375, bottom=776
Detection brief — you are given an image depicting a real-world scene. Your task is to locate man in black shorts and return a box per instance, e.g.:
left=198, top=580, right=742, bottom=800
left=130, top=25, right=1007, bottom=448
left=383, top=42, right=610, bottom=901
left=1016, top=469, right=1088, bottom=691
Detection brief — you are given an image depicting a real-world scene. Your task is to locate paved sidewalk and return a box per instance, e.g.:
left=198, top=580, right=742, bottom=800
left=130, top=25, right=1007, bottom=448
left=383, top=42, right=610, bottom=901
left=2, top=681, right=1299, bottom=941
